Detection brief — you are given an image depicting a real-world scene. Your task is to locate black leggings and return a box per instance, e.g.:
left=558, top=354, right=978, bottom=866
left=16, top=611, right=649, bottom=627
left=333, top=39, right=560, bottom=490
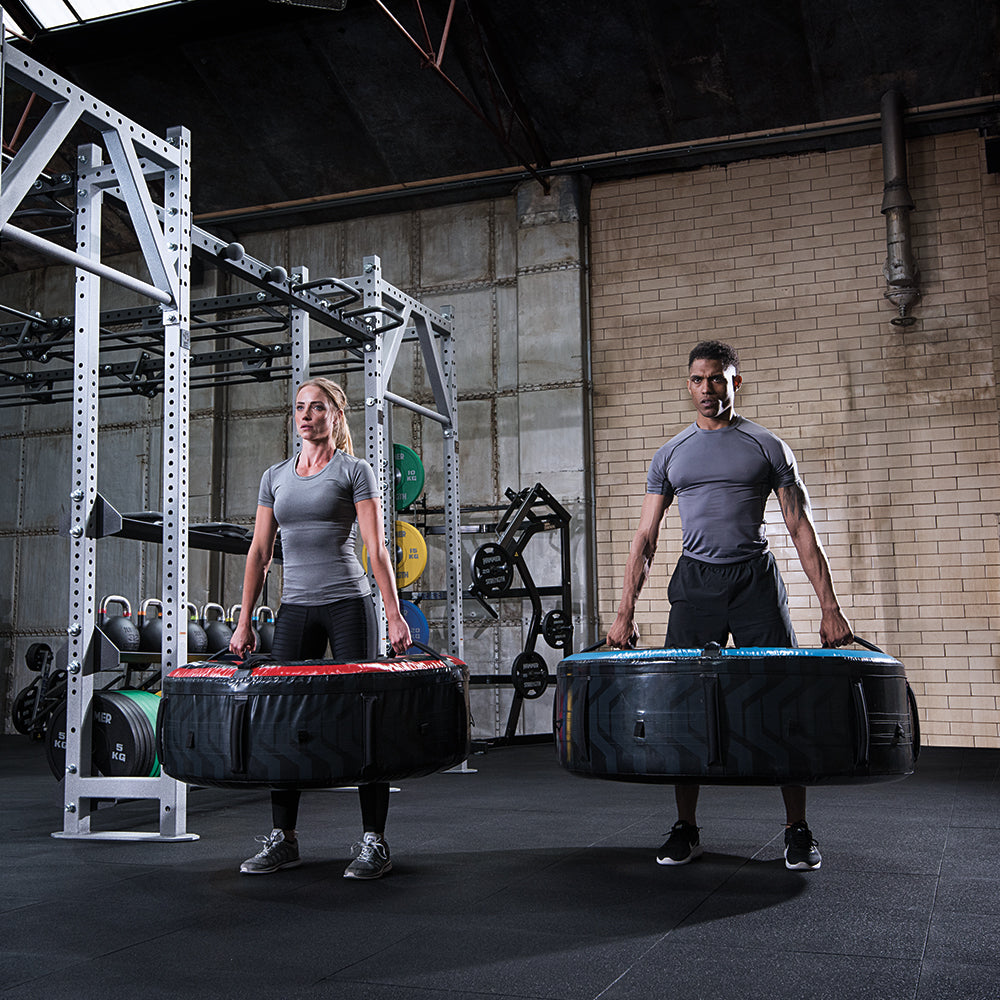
left=268, top=596, right=390, bottom=835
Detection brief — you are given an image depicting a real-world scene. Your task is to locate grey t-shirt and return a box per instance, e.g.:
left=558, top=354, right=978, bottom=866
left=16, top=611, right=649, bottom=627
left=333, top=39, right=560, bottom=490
left=258, top=451, right=378, bottom=604
left=646, top=416, right=800, bottom=564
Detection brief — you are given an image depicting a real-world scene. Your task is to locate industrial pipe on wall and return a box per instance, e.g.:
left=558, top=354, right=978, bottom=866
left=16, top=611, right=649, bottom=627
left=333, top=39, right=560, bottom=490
left=881, top=90, right=920, bottom=326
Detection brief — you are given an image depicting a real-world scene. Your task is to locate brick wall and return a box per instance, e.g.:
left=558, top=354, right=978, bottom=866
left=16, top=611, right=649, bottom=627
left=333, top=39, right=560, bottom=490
left=589, top=131, right=1000, bottom=747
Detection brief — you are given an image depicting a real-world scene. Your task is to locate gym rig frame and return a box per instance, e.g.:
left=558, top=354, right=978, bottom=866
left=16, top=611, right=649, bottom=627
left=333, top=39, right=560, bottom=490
left=0, top=46, right=462, bottom=841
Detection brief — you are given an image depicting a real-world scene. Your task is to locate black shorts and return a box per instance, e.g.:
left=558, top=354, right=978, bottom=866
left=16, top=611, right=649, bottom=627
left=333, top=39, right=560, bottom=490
left=665, top=552, right=797, bottom=649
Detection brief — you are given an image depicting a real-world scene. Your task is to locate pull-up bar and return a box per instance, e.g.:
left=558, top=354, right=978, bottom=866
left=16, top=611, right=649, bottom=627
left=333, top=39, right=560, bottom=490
left=1, top=223, right=175, bottom=307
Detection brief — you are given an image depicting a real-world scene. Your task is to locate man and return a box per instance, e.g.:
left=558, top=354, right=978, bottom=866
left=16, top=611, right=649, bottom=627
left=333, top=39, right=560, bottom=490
left=607, top=340, right=852, bottom=871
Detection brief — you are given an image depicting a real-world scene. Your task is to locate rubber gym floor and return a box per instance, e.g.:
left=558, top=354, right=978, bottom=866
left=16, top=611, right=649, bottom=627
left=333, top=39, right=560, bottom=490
left=2, top=736, right=999, bottom=1000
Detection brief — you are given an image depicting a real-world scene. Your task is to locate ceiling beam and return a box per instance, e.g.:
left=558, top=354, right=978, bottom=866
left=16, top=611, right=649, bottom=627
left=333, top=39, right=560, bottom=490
left=371, top=0, right=550, bottom=191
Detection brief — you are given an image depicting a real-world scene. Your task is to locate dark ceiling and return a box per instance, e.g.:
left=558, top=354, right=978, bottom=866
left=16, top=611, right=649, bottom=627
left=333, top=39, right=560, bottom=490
left=4, top=0, right=1000, bottom=249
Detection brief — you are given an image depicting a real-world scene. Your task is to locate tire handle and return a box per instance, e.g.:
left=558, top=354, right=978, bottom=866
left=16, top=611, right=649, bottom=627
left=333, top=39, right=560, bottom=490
left=907, top=683, right=921, bottom=762
left=851, top=679, right=871, bottom=766
left=398, top=638, right=448, bottom=661
left=230, top=696, right=249, bottom=774
left=850, top=634, right=886, bottom=655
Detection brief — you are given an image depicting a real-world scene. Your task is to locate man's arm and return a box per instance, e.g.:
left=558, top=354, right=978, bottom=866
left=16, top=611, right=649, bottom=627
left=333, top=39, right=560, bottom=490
left=607, top=492, right=670, bottom=648
left=776, top=482, right=852, bottom=647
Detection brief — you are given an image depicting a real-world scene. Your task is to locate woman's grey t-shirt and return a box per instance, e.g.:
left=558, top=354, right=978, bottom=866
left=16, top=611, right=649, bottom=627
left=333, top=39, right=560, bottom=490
left=646, top=416, right=800, bottom=564
left=258, top=451, right=378, bottom=604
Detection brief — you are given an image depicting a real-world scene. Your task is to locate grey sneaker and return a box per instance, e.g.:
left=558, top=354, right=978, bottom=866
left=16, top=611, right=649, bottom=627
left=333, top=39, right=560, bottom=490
left=239, top=829, right=301, bottom=874
left=784, top=821, right=822, bottom=870
left=344, top=832, right=392, bottom=880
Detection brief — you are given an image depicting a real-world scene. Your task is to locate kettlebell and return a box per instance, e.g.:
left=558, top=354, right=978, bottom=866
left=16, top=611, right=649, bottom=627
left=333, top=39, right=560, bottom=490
left=254, top=606, right=275, bottom=653
left=98, top=595, right=141, bottom=652
left=201, top=602, right=231, bottom=653
left=138, top=598, right=163, bottom=652
left=186, top=602, right=208, bottom=655
left=228, top=604, right=259, bottom=652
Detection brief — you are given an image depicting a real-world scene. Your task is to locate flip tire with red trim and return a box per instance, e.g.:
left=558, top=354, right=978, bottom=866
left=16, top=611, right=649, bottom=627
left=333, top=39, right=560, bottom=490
left=156, top=654, right=470, bottom=788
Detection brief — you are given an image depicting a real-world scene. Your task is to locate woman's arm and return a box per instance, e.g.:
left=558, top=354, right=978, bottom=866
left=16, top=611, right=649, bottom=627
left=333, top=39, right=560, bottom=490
left=229, top=504, right=280, bottom=655
left=356, top=497, right=412, bottom=655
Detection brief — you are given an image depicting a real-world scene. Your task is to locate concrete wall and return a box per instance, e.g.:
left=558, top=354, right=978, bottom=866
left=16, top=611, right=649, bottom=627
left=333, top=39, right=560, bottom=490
left=590, top=130, right=1000, bottom=747
left=0, top=177, right=595, bottom=741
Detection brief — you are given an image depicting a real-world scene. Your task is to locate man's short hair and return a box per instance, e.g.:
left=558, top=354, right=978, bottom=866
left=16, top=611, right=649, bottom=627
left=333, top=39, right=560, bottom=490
left=688, top=340, right=739, bottom=372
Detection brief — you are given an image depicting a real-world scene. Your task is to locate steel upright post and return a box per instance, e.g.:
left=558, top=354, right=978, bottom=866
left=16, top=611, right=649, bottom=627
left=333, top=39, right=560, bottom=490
left=290, top=265, right=311, bottom=396
left=155, top=125, right=194, bottom=838
left=59, top=142, right=105, bottom=836
left=362, top=257, right=390, bottom=649
left=439, top=308, right=463, bottom=659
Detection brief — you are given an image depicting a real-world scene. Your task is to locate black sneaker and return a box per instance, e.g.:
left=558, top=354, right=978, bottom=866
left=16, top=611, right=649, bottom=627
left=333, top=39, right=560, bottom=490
left=784, top=821, right=822, bottom=870
left=656, top=820, right=703, bottom=866
left=239, top=828, right=301, bottom=874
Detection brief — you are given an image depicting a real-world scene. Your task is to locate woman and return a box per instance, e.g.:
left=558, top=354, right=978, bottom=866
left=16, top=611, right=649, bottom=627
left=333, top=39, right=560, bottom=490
left=229, top=377, right=411, bottom=880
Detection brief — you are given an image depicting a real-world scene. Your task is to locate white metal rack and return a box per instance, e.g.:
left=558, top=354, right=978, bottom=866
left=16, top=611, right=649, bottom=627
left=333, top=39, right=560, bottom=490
left=1, top=45, right=462, bottom=840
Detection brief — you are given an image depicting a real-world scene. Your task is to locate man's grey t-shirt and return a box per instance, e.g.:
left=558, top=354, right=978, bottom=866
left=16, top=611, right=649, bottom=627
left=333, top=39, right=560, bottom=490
left=258, top=451, right=378, bottom=604
left=646, top=416, right=800, bottom=564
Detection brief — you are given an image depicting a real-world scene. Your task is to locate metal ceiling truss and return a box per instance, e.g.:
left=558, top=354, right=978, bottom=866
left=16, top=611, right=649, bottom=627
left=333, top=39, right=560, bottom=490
left=1, top=45, right=463, bottom=838
left=373, top=0, right=551, bottom=191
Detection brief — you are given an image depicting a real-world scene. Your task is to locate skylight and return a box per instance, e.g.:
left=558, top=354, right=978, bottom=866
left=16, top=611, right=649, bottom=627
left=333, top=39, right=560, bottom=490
left=2, top=0, right=190, bottom=36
